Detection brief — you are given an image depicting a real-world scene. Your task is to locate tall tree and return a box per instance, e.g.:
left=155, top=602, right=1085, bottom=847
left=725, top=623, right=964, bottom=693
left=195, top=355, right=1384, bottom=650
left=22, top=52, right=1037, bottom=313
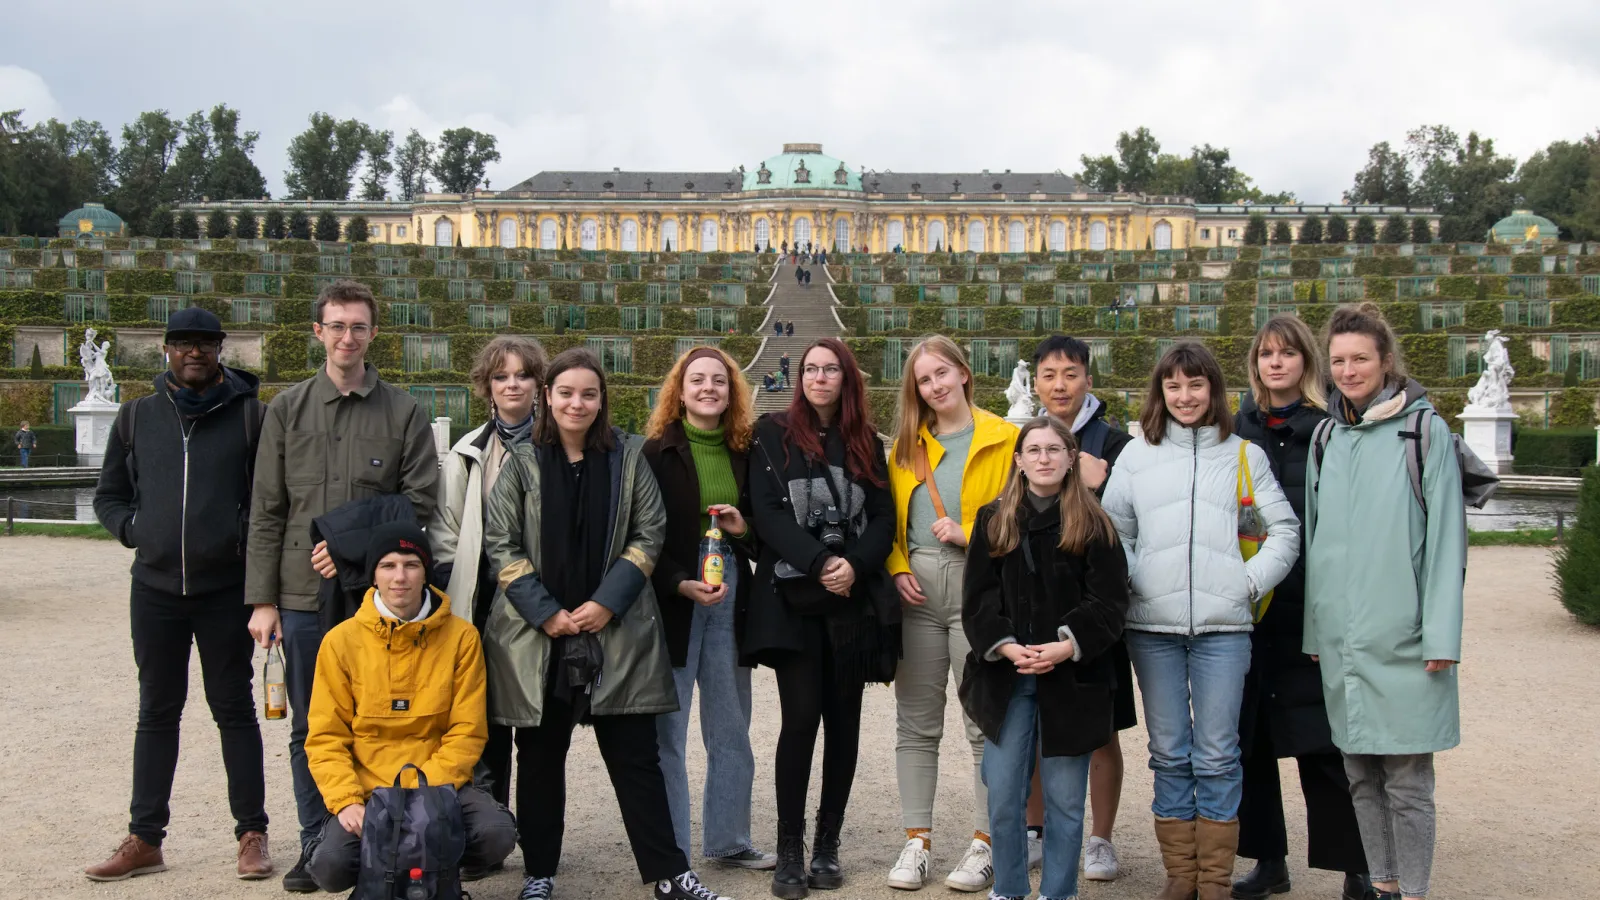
left=1406, top=126, right=1517, bottom=241
left=1271, top=219, right=1293, bottom=244
left=1353, top=214, right=1378, bottom=243
left=1327, top=213, right=1350, bottom=243
left=201, top=104, right=268, bottom=201
left=110, top=110, right=183, bottom=230
left=314, top=210, right=341, bottom=241
left=205, top=208, right=232, bottom=238
left=431, top=128, right=501, bottom=193
left=176, top=209, right=200, bottom=238
left=288, top=210, right=311, bottom=240
left=1243, top=212, right=1268, bottom=246
left=345, top=215, right=369, bottom=243
left=0, top=112, right=117, bottom=235
left=394, top=129, right=433, bottom=201
left=1299, top=214, right=1324, bottom=244
left=283, top=113, right=371, bottom=200
left=1380, top=213, right=1408, bottom=243
left=263, top=209, right=286, bottom=239
left=235, top=207, right=259, bottom=239
left=1077, top=126, right=1161, bottom=192
left=1346, top=141, right=1412, bottom=204
left=146, top=206, right=175, bottom=238
left=359, top=129, right=394, bottom=201
left=1516, top=135, right=1600, bottom=240
left=1411, top=216, right=1433, bottom=244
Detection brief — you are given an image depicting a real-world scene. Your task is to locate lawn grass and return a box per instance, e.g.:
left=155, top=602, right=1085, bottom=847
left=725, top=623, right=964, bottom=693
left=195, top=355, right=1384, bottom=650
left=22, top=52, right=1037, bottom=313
left=1468, top=528, right=1560, bottom=546
left=2, top=522, right=116, bottom=539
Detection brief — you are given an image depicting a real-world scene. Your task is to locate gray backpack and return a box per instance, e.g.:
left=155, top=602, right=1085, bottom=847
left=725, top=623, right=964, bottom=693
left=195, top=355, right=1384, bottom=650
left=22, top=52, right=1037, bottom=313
left=356, top=764, right=466, bottom=900
left=1312, top=408, right=1501, bottom=513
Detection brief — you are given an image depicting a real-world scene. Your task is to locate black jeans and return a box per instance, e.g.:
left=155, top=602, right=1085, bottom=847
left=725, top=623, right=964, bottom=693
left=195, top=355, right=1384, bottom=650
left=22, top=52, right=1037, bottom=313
left=307, top=785, right=518, bottom=892
left=771, top=616, right=865, bottom=824
left=514, top=691, right=687, bottom=883
left=1238, top=720, right=1368, bottom=873
left=128, top=581, right=266, bottom=846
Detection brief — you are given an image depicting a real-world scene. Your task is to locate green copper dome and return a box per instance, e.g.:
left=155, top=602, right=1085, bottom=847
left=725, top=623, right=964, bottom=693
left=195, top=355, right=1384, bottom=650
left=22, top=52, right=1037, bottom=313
left=743, top=143, right=861, bottom=192
left=1488, top=209, right=1559, bottom=244
left=58, top=202, right=126, bottom=238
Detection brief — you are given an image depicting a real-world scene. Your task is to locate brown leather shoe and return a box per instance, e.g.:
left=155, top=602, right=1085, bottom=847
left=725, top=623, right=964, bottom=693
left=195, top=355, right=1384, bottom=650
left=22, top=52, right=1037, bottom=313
left=85, top=834, right=166, bottom=881
left=237, top=831, right=273, bottom=879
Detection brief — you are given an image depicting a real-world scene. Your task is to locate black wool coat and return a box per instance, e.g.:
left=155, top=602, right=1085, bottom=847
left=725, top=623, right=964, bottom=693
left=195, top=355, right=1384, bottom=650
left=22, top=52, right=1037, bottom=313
left=959, top=499, right=1130, bottom=758
left=1234, top=395, right=1334, bottom=759
left=641, top=420, right=757, bottom=668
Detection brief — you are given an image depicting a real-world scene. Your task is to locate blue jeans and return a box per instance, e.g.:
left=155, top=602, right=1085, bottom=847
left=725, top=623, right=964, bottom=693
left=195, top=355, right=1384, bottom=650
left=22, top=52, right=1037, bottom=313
left=654, top=564, right=757, bottom=860
left=281, top=608, right=328, bottom=850
left=1126, top=631, right=1251, bottom=822
left=982, top=675, right=1091, bottom=900
left=17, top=448, right=29, bottom=467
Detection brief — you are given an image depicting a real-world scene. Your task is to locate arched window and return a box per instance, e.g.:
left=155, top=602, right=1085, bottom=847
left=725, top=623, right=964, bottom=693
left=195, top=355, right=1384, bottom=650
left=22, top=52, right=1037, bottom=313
left=434, top=218, right=453, bottom=247
left=1008, top=220, right=1025, bottom=253
left=793, top=217, right=811, bottom=248
left=1089, top=220, right=1107, bottom=251
left=498, top=218, right=516, bottom=248
left=887, top=220, right=904, bottom=250
left=540, top=219, right=558, bottom=249
left=1153, top=220, right=1173, bottom=250
left=580, top=218, right=598, bottom=251
left=754, top=218, right=770, bottom=251
left=660, top=219, right=678, bottom=251
left=928, top=220, right=945, bottom=252
left=1049, top=220, right=1066, bottom=252
left=621, top=219, right=638, bottom=251
left=968, top=219, right=986, bottom=253
left=701, top=219, right=719, bottom=251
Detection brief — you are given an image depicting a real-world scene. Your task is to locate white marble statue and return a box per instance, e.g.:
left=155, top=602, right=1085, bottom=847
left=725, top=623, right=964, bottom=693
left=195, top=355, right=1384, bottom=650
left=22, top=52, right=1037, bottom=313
left=1005, top=359, right=1036, bottom=419
left=1466, top=329, right=1514, bottom=410
left=80, top=327, right=117, bottom=405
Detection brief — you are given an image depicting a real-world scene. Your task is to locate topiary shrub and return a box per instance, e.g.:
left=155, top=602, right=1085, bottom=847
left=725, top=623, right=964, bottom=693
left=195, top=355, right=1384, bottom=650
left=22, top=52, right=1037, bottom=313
left=1555, top=466, right=1600, bottom=626
left=315, top=211, right=341, bottom=242
left=289, top=211, right=312, bottom=240
left=264, top=210, right=287, bottom=239
left=206, top=209, right=232, bottom=239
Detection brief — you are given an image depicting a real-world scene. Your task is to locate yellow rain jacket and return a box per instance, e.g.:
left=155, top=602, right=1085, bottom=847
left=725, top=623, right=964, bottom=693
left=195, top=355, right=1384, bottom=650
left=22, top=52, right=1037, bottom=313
left=886, top=407, right=1019, bottom=576
left=306, top=586, right=487, bottom=815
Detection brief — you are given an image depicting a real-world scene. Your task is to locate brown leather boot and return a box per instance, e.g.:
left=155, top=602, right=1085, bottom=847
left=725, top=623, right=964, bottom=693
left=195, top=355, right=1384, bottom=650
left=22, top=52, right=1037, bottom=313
left=85, top=834, right=166, bottom=882
left=237, top=831, right=273, bottom=879
left=1194, top=817, right=1240, bottom=900
left=1153, top=816, right=1198, bottom=900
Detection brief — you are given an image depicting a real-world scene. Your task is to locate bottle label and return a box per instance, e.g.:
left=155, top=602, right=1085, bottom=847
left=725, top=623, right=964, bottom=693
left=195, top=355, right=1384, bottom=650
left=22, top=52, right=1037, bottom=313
left=701, top=552, right=724, bottom=587
left=265, top=683, right=286, bottom=719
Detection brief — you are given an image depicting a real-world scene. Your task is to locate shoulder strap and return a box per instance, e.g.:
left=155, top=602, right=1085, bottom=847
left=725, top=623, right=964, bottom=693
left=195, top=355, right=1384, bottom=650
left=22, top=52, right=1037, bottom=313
left=1236, top=439, right=1253, bottom=503
left=1310, top=418, right=1336, bottom=494
left=116, top=400, right=141, bottom=498
left=913, top=438, right=948, bottom=520
left=1398, top=409, right=1429, bottom=516
left=242, top=399, right=267, bottom=498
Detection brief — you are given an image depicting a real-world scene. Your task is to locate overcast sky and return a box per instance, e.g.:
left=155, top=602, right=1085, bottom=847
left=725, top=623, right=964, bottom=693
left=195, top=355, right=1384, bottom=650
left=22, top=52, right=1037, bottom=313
left=5, top=0, right=1598, bottom=204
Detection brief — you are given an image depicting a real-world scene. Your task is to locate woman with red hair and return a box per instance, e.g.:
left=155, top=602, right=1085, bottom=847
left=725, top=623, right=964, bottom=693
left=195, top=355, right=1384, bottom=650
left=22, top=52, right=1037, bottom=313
left=746, top=338, right=900, bottom=899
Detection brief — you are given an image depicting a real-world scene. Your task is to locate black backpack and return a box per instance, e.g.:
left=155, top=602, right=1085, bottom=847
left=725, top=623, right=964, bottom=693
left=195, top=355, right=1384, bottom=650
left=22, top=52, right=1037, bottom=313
left=356, top=764, right=466, bottom=900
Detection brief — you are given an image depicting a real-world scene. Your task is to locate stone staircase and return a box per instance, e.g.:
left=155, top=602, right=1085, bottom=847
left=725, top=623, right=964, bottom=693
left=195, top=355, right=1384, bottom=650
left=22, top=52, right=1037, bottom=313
left=746, top=262, right=842, bottom=415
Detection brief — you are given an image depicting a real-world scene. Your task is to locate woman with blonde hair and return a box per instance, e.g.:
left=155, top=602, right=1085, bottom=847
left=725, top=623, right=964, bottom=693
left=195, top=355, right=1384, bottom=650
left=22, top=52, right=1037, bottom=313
left=641, top=345, right=776, bottom=872
left=1231, top=316, right=1371, bottom=900
left=882, top=335, right=1018, bottom=893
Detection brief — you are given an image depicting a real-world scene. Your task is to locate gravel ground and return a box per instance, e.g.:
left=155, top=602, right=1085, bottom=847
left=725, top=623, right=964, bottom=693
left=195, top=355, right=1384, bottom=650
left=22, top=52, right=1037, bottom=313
left=0, top=539, right=1595, bottom=900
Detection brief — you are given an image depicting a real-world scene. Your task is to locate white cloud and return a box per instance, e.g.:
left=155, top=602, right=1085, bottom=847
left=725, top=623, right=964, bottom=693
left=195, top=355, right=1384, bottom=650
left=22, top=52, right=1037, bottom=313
left=0, top=66, right=63, bottom=124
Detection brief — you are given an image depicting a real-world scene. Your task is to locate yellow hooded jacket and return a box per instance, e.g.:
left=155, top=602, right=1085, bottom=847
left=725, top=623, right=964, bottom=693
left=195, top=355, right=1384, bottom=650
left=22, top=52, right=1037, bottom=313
left=306, top=586, right=487, bottom=815
left=886, top=407, right=1019, bottom=576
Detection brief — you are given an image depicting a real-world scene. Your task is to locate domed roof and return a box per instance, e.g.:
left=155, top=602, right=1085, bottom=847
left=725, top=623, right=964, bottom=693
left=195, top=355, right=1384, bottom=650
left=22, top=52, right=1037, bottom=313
left=1488, top=209, right=1559, bottom=244
left=58, top=202, right=126, bottom=237
left=743, top=143, right=861, bottom=192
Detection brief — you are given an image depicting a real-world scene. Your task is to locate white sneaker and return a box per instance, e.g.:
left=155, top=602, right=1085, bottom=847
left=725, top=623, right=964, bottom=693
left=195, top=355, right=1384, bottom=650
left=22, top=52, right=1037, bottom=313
left=1083, top=835, right=1120, bottom=881
left=944, top=839, right=994, bottom=892
left=886, top=837, right=930, bottom=890
left=1026, top=828, right=1043, bottom=871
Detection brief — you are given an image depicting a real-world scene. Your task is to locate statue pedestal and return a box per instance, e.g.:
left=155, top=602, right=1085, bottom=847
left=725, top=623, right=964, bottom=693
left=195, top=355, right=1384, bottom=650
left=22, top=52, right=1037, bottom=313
left=431, top=416, right=452, bottom=456
left=1457, top=405, right=1516, bottom=474
left=69, top=399, right=120, bottom=469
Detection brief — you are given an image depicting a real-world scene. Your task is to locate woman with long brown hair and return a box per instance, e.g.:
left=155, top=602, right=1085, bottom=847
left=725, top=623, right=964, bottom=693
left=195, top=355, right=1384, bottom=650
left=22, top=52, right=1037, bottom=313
left=960, top=416, right=1129, bottom=900
left=883, top=335, right=1018, bottom=893
left=745, top=337, right=900, bottom=898
left=642, top=346, right=776, bottom=872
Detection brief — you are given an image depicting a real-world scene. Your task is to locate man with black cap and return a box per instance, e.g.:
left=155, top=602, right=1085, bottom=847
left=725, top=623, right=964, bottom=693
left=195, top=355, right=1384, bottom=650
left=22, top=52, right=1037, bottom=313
left=89, top=307, right=273, bottom=882
left=303, top=522, right=516, bottom=893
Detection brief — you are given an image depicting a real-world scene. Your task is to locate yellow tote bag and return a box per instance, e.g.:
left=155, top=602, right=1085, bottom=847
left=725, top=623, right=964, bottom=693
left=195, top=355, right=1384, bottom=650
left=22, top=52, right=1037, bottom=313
left=1236, top=440, right=1274, bottom=623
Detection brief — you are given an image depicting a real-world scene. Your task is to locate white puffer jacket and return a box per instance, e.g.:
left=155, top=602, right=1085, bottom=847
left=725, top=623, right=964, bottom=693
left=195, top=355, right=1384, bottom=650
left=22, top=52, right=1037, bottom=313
left=1101, top=421, right=1299, bottom=635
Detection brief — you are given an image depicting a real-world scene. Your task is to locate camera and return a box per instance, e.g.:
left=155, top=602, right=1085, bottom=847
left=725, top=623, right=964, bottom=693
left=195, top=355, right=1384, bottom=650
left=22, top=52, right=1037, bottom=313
left=809, top=504, right=846, bottom=552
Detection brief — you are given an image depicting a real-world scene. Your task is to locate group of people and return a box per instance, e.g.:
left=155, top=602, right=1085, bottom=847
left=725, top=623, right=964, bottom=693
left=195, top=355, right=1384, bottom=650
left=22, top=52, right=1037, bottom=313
left=85, top=275, right=1461, bottom=900
left=774, top=320, right=797, bottom=337
left=778, top=241, right=827, bottom=269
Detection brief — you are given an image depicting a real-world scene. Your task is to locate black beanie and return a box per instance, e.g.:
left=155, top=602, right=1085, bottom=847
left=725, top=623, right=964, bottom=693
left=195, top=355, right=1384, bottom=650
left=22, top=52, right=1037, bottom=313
left=367, top=521, right=434, bottom=585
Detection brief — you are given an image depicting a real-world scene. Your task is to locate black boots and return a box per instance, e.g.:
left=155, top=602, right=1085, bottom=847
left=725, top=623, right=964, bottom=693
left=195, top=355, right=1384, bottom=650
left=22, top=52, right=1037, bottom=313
left=807, top=811, right=843, bottom=890
left=771, top=820, right=808, bottom=899
left=1230, top=856, right=1290, bottom=899
left=1343, top=872, right=1378, bottom=900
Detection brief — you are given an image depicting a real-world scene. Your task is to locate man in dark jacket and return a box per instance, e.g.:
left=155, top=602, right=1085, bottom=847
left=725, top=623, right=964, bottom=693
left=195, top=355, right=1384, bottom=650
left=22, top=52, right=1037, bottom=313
left=89, top=307, right=272, bottom=883
left=1028, top=334, right=1136, bottom=881
left=245, top=280, right=439, bottom=891
left=13, top=420, right=35, bottom=466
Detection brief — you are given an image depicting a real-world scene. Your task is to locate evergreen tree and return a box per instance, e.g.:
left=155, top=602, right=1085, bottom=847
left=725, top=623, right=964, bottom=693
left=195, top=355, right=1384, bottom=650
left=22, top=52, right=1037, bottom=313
left=1476, top=278, right=1489, bottom=302
left=288, top=210, right=311, bottom=240
left=234, top=208, right=258, bottom=239
left=1411, top=216, right=1433, bottom=244
left=1299, top=215, right=1324, bottom=244
left=206, top=208, right=232, bottom=238
left=1353, top=214, right=1378, bottom=243
left=1271, top=219, right=1293, bottom=244
left=1146, top=235, right=1153, bottom=250
left=1380, top=213, right=1408, bottom=243
left=1555, top=467, right=1600, bottom=625
left=314, top=210, right=341, bottom=241
left=1326, top=213, right=1350, bottom=243
left=176, top=209, right=200, bottom=238
left=146, top=206, right=175, bottom=238
left=345, top=216, right=369, bottom=243
left=1242, top=212, right=1269, bottom=246
left=263, top=209, right=286, bottom=239
left=1308, top=281, right=1321, bottom=303
left=29, top=344, right=43, bottom=380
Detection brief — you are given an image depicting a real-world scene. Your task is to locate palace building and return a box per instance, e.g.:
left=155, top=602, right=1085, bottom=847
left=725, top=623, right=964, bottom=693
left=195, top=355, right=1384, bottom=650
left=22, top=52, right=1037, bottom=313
left=183, top=143, right=1437, bottom=251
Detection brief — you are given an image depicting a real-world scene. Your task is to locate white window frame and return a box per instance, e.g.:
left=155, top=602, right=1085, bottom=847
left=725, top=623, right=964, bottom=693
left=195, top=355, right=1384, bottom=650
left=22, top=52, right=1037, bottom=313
left=1154, top=221, right=1173, bottom=250
left=793, top=217, right=811, bottom=248
left=661, top=219, right=679, bottom=251
left=540, top=219, right=558, bottom=249
left=499, top=218, right=516, bottom=248
left=968, top=220, right=985, bottom=252
left=701, top=219, right=719, bottom=251
left=755, top=218, right=770, bottom=250
left=396, top=225, right=407, bottom=238
left=834, top=218, right=850, bottom=250
left=1089, top=221, right=1107, bottom=251
left=1199, top=227, right=1211, bottom=240
left=434, top=218, right=453, bottom=247
left=887, top=220, right=904, bottom=250
left=1049, top=221, right=1066, bottom=252
left=621, top=219, right=638, bottom=252
left=580, top=218, right=598, bottom=251
left=1008, top=220, right=1025, bottom=253
left=927, top=220, right=945, bottom=252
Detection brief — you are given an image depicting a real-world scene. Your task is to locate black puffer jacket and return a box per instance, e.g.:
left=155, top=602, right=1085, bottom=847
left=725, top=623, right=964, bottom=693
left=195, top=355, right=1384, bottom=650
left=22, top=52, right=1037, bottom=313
left=1234, top=394, right=1331, bottom=758
left=93, top=368, right=265, bottom=597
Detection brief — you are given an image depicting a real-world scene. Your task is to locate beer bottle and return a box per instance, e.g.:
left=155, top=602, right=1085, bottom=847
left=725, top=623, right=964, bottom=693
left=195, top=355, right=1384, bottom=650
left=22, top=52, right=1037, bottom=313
left=698, top=507, right=726, bottom=588
left=263, top=645, right=287, bottom=720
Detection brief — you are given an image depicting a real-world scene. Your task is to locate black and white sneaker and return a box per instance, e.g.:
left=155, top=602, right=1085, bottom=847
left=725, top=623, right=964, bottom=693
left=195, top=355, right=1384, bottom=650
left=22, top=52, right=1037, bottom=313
left=519, top=875, right=555, bottom=900
left=709, top=847, right=778, bottom=870
left=655, top=869, right=734, bottom=900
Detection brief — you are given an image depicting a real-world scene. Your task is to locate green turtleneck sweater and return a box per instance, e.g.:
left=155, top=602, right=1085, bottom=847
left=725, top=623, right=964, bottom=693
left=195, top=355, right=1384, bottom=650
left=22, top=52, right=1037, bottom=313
left=683, top=419, right=740, bottom=533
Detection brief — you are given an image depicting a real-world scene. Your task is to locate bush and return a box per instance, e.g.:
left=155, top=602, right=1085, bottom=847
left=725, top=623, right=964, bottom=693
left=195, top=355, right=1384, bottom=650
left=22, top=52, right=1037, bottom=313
left=1515, top=428, right=1596, bottom=476
left=1353, top=215, right=1377, bottom=244
left=177, top=210, right=201, bottom=239
left=1326, top=214, right=1350, bottom=243
left=264, top=210, right=286, bottom=239
left=1555, top=467, right=1600, bottom=626
left=289, top=211, right=312, bottom=240
left=1271, top=220, right=1293, bottom=244
left=315, top=211, right=341, bottom=242
left=1299, top=215, right=1323, bottom=244
left=346, top=216, right=370, bottom=243
left=1380, top=214, right=1407, bottom=244
left=1243, top=213, right=1268, bottom=246
left=235, top=208, right=259, bottom=239
left=206, top=209, right=232, bottom=239
left=1411, top=217, right=1432, bottom=244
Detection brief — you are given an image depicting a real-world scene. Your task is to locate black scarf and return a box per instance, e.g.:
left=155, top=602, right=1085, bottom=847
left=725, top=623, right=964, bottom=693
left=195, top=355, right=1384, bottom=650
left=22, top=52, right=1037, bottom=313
left=166, top=370, right=228, bottom=419
left=1266, top=398, right=1304, bottom=420
left=494, top=413, right=534, bottom=447
left=538, top=444, right=612, bottom=720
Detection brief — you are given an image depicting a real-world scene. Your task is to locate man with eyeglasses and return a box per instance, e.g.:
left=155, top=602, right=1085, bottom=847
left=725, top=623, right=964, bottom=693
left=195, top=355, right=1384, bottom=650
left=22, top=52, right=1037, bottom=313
left=89, top=307, right=275, bottom=883
left=244, top=279, right=439, bottom=892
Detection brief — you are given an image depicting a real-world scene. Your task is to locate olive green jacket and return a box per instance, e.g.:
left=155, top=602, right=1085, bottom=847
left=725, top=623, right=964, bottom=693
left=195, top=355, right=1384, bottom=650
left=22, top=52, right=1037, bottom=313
left=481, top=429, right=674, bottom=727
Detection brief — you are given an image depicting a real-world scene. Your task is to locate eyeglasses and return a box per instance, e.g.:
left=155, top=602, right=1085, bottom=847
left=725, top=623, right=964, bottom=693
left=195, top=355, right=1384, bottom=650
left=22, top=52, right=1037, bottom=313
left=318, top=322, right=373, bottom=340
left=1021, top=444, right=1069, bottom=460
left=802, top=364, right=843, bottom=380
left=168, top=339, right=221, bottom=354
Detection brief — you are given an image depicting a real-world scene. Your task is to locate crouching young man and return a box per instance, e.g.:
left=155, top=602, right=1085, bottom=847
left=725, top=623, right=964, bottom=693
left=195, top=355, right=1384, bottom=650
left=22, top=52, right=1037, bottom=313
left=303, top=522, right=516, bottom=892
